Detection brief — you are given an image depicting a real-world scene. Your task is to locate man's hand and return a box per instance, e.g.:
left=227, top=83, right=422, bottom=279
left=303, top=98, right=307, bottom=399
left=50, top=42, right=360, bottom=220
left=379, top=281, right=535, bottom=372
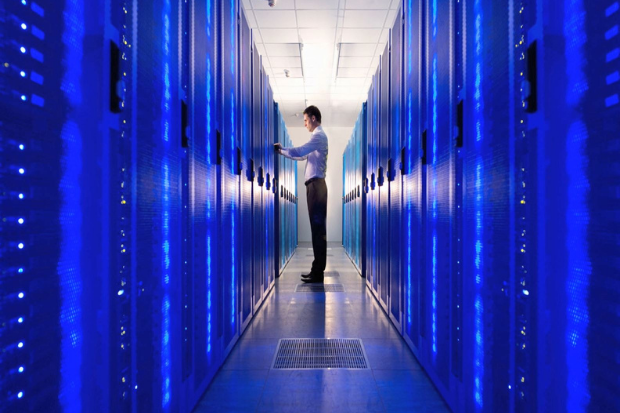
left=273, top=143, right=282, bottom=153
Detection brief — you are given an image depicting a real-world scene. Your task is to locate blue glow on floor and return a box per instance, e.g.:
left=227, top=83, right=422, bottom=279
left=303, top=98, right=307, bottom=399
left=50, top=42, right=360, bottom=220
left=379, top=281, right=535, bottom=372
left=564, top=0, right=590, bottom=410
left=59, top=1, right=84, bottom=410
left=161, top=0, right=172, bottom=407
left=474, top=0, right=484, bottom=408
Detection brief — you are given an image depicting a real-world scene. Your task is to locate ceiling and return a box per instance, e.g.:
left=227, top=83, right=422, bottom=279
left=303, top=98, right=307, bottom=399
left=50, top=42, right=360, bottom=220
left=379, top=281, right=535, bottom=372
left=241, top=0, right=401, bottom=128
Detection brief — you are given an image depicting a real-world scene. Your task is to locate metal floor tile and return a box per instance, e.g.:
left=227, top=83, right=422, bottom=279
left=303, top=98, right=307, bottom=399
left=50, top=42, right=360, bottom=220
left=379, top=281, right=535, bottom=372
left=271, top=338, right=369, bottom=369
left=295, top=283, right=344, bottom=293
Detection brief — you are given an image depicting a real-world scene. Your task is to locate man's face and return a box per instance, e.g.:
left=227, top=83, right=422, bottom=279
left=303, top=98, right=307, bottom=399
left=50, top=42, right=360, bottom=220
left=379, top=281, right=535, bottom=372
left=304, top=114, right=318, bottom=132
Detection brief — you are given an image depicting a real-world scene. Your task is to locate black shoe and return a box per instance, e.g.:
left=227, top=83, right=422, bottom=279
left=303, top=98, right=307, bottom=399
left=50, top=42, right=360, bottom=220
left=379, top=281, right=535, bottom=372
left=301, top=272, right=324, bottom=283
left=301, top=275, right=324, bottom=283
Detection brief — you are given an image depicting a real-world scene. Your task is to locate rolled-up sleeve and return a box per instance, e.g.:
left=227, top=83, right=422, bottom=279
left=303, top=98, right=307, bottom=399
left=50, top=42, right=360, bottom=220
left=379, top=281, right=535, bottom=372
left=280, top=134, right=324, bottom=160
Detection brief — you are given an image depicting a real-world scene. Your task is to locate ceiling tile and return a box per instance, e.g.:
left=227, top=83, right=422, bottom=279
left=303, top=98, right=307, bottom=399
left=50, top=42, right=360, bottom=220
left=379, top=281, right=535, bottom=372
left=245, top=11, right=258, bottom=27
left=252, top=29, right=264, bottom=43
left=251, top=0, right=295, bottom=9
left=335, top=77, right=366, bottom=86
left=260, top=28, right=299, bottom=43
left=265, top=43, right=301, bottom=56
left=269, top=56, right=302, bottom=68
left=379, top=28, right=389, bottom=44
left=254, top=10, right=297, bottom=28
left=339, top=43, right=377, bottom=57
left=276, top=77, right=305, bottom=86
left=296, top=0, right=340, bottom=9
left=270, top=67, right=304, bottom=77
left=298, top=28, right=336, bottom=44
left=279, top=93, right=306, bottom=101
left=343, top=10, right=387, bottom=28
left=370, top=56, right=380, bottom=71
left=297, top=10, right=338, bottom=28
left=277, top=86, right=306, bottom=94
left=345, top=0, right=390, bottom=9
left=337, top=67, right=369, bottom=78
left=255, top=43, right=267, bottom=55
left=390, top=0, right=401, bottom=9
left=242, top=0, right=252, bottom=10
left=386, top=9, right=398, bottom=27
left=341, top=28, right=381, bottom=43
left=338, top=56, right=373, bottom=67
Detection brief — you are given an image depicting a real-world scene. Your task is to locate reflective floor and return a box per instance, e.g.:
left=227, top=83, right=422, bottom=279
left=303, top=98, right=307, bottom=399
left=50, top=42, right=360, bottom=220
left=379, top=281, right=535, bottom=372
left=195, top=243, right=450, bottom=413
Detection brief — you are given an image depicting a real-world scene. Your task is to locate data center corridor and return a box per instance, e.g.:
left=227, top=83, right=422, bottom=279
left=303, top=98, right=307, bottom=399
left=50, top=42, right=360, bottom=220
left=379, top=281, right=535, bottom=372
left=195, top=243, right=449, bottom=413
left=2, top=0, right=619, bottom=412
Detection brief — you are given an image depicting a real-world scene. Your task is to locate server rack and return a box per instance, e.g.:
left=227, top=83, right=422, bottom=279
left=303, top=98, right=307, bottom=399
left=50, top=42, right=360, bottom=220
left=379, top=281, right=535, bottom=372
left=345, top=1, right=620, bottom=411
left=0, top=1, right=296, bottom=412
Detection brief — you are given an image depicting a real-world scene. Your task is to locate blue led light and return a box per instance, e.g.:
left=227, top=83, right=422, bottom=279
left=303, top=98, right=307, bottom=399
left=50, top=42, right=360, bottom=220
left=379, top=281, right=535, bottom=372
left=18, top=342, right=24, bottom=348
left=473, top=0, right=485, bottom=409
left=59, top=0, right=84, bottom=411
left=18, top=218, right=24, bottom=224
left=18, top=292, right=25, bottom=298
left=17, top=392, right=23, bottom=399
left=18, top=317, right=24, bottom=323
left=18, top=268, right=24, bottom=273
left=21, top=0, right=27, bottom=4
left=19, top=193, right=24, bottom=199
left=21, top=95, right=27, bottom=101
left=230, top=0, right=237, bottom=328
left=20, top=71, right=26, bottom=77
left=18, top=243, right=24, bottom=249
left=19, top=168, right=25, bottom=174
left=18, top=367, right=24, bottom=373
left=523, top=289, right=529, bottom=296
left=564, top=0, right=590, bottom=410
left=20, top=46, right=26, bottom=53
left=161, top=0, right=172, bottom=407
left=21, top=23, right=27, bottom=30
left=117, top=289, right=124, bottom=296
left=19, top=144, right=25, bottom=150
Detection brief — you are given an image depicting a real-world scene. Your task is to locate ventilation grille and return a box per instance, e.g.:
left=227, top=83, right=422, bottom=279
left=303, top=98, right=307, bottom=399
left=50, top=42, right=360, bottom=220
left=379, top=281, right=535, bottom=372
left=295, top=284, right=344, bottom=293
left=272, top=338, right=369, bottom=369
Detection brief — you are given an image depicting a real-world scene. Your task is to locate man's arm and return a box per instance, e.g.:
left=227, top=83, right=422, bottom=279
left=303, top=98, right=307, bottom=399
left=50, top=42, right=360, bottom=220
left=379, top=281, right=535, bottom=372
left=277, top=133, right=324, bottom=160
left=274, top=143, right=307, bottom=160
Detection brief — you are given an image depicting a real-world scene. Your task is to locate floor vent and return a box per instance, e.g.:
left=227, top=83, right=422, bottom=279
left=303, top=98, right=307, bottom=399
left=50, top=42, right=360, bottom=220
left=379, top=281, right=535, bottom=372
left=295, top=283, right=344, bottom=293
left=272, top=338, right=369, bottom=370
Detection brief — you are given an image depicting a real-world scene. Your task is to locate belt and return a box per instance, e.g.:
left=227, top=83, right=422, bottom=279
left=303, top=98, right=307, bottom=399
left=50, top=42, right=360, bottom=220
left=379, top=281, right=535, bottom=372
left=305, top=177, right=324, bottom=186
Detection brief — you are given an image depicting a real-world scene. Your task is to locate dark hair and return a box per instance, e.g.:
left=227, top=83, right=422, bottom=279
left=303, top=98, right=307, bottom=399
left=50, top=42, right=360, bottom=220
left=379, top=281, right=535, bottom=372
left=303, top=105, right=322, bottom=123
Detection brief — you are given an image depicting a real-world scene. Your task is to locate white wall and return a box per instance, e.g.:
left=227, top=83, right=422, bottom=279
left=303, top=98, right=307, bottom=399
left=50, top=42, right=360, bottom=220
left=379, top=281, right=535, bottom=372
left=287, top=126, right=353, bottom=243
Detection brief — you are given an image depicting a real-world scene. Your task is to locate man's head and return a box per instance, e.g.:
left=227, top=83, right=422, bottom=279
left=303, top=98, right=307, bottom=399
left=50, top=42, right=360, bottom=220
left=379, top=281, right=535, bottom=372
left=303, top=105, right=322, bottom=132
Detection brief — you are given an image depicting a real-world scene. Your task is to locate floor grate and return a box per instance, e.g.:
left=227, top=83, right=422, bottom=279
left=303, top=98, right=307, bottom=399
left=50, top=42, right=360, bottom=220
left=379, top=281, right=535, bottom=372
left=295, top=283, right=344, bottom=293
left=272, top=338, right=369, bottom=369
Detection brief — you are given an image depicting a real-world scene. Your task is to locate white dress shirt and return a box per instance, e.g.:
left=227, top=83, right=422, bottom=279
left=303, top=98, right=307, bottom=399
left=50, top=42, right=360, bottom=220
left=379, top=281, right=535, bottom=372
left=280, top=125, right=329, bottom=183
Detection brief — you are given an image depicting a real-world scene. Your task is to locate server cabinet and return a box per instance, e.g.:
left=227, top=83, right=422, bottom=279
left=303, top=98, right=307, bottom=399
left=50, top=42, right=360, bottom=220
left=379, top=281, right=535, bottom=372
left=183, top=0, right=221, bottom=407
left=389, top=7, right=404, bottom=333
left=402, top=0, right=424, bottom=355
left=265, top=82, right=276, bottom=289
left=239, top=8, right=254, bottom=333
left=366, top=71, right=380, bottom=294
left=251, top=48, right=264, bottom=310
left=378, top=42, right=390, bottom=310
left=219, top=0, right=241, bottom=358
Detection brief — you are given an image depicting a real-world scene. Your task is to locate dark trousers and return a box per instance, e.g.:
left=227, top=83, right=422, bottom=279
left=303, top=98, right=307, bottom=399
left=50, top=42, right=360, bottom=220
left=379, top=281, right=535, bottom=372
left=306, top=178, right=328, bottom=275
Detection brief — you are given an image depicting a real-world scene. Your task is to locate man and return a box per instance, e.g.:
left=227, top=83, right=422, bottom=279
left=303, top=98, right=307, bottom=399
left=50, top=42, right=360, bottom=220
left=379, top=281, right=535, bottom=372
left=274, top=105, right=328, bottom=283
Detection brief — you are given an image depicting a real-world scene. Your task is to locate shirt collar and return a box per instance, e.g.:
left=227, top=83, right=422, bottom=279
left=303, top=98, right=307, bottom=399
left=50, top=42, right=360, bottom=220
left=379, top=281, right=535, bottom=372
left=312, top=125, right=324, bottom=135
